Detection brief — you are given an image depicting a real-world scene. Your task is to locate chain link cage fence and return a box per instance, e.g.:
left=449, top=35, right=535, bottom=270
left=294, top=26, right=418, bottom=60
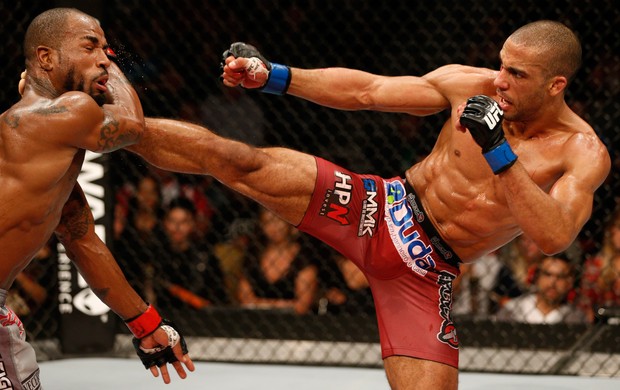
left=2, top=0, right=619, bottom=378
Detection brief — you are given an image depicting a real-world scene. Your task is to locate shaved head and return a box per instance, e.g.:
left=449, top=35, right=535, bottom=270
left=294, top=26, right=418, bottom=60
left=23, top=8, right=96, bottom=67
left=508, top=20, right=582, bottom=83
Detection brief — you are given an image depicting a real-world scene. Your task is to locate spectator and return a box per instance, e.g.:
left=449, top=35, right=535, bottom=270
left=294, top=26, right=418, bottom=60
left=237, top=208, right=318, bottom=315
left=154, top=197, right=229, bottom=315
left=317, top=253, right=374, bottom=316
left=596, top=253, right=620, bottom=311
left=496, top=254, right=587, bottom=324
left=452, top=251, right=520, bottom=318
left=148, top=167, right=216, bottom=241
left=113, top=173, right=165, bottom=302
left=576, top=209, right=620, bottom=320
left=499, top=234, right=546, bottom=294
left=213, top=218, right=255, bottom=304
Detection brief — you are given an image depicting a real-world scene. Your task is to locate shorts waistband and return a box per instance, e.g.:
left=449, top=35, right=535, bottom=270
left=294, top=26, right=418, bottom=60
left=403, top=180, right=462, bottom=267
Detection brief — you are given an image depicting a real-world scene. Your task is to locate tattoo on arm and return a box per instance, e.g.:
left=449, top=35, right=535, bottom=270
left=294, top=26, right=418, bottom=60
left=98, top=113, right=141, bottom=151
left=56, top=188, right=93, bottom=245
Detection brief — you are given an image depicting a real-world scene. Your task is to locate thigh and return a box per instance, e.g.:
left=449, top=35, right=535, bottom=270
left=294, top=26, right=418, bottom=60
left=384, top=355, right=458, bottom=390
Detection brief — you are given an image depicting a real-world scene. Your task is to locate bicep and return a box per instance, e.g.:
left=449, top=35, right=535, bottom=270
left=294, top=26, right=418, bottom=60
left=55, top=183, right=94, bottom=247
left=549, top=147, right=610, bottom=233
left=422, top=64, right=498, bottom=108
left=56, top=93, right=143, bottom=153
left=367, top=75, right=450, bottom=115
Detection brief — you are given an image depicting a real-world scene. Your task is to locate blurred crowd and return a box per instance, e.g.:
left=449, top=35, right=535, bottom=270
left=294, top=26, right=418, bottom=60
left=107, top=167, right=375, bottom=319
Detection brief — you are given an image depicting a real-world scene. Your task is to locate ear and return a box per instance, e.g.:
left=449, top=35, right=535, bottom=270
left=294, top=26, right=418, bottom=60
left=548, top=76, right=567, bottom=97
left=36, top=46, right=54, bottom=71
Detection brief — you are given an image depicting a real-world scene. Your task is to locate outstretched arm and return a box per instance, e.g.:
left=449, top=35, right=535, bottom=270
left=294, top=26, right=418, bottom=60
left=54, top=183, right=194, bottom=383
left=220, top=42, right=450, bottom=115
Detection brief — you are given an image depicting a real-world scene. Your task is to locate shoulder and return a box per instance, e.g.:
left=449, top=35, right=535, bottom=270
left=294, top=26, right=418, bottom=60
left=562, top=119, right=611, bottom=187
left=25, top=92, right=103, bottom=133
left=423, top=65, right=497, bottom=103
left=53, top=92, right=104, bottom=120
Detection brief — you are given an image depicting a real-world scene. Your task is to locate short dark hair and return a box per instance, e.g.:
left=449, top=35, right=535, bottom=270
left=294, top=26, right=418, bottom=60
left=508, top=20, right=582, bottom=84
left=23, top=8, right=87, bottom=66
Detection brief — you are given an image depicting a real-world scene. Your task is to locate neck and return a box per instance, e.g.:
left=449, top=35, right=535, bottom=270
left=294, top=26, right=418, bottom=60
left=27, top=74, right=61, bottom=99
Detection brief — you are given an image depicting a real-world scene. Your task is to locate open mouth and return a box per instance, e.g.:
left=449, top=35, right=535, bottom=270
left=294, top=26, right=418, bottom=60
left=95, top=76, right=108, bottom=93
left=498, top=95, right=512, bottom=110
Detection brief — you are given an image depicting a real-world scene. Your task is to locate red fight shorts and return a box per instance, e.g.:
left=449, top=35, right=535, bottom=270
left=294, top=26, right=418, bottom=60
left=298, top=157, right=462, bottom=368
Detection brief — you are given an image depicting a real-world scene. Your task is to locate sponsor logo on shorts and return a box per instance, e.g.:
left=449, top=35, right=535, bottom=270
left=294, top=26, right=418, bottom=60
left=384, top=180, right=437, bottom=277
left=431, top=237, right=453, bottom=260
left=358, top=179, right=378, bottom=237
left=0, top=354, right=14, bottom=390
left=405, top=193, right=425, bottom=223
left=406, top=189, right=455, bottom=261
left=436, top=270, right=458, bottom=349
left=22, top=369, right=41, bottom=390
left=319, top=171, right=352, bottom=225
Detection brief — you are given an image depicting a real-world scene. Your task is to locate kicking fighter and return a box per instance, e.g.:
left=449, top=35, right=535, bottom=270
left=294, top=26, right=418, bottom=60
left=220, top=20, right=608, bottom=389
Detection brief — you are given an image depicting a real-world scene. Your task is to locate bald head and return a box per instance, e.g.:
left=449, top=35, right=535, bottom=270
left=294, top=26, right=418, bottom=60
left=23, top=8, right=96, bottom=67
left=507, top=20, right=582, bottom=83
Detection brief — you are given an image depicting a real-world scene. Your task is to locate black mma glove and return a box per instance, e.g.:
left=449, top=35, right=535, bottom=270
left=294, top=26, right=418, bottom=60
left=222, top=42, right=291, bottom=95
left=459, top=95, right=518, bottom=174
left=131, top=319, right=189, bottom=369
left=125, top=305, right=188, bottom=369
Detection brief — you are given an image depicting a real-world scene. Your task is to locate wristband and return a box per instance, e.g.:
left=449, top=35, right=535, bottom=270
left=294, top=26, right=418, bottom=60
left=261, top=63, right=291, bottom=95
left=125, top=305, right=162, bottom=339
left=483, top=140, right=518, bottom=174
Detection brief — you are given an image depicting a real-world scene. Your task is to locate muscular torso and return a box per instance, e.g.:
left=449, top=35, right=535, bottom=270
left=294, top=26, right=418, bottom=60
left=407, top=119, right=564, bottom=261
left=0, top=100, right=84, bottom=289
left=404, top=65, right=602, bottom=262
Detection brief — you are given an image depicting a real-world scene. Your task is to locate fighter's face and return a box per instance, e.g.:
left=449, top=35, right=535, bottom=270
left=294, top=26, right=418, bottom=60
left=57, top=14, right=110, bottom=105
left=493, top=40, right=551, bottom=122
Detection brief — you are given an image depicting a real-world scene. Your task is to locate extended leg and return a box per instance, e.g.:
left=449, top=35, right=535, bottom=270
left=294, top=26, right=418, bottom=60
left=129, top=118, right=317, bottom=225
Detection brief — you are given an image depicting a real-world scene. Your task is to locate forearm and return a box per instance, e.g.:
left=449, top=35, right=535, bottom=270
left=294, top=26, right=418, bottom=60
left=287, top=67, right=379, bottom=110
left=288, top=67, right=448, bottom=115
left=98, top=62, right=145, bottom=151
left=56, top=185, right=147, bottom=320
left=499, top=163, right=582, bottom=254
left=67, top=232, right=149, bottom=320
left=105, top=62, right=144, bottom=119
